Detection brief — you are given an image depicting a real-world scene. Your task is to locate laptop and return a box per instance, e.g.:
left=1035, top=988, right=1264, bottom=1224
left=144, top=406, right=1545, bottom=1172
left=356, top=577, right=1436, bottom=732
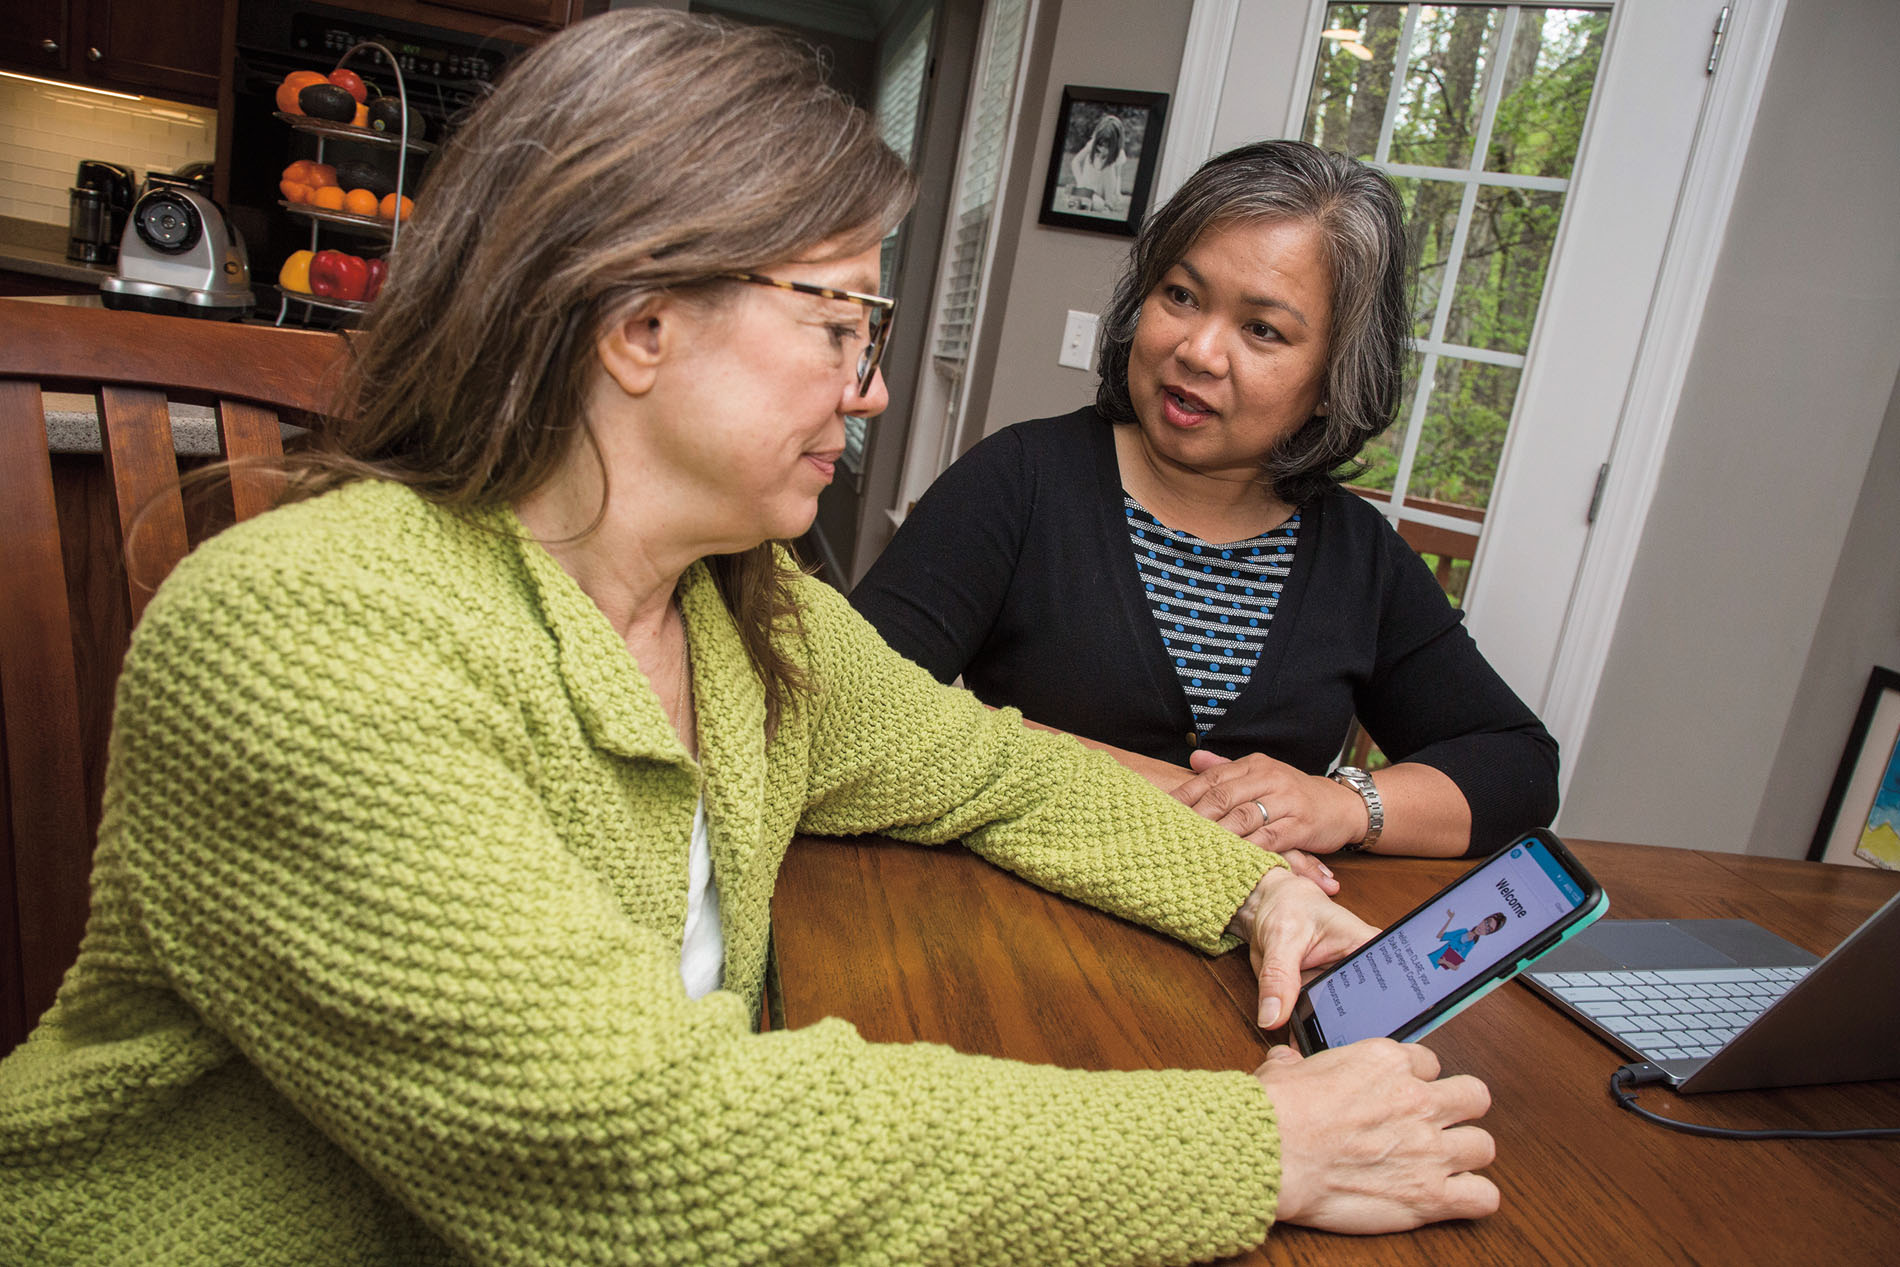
left=1523, top=891, right=1900, bottom=1092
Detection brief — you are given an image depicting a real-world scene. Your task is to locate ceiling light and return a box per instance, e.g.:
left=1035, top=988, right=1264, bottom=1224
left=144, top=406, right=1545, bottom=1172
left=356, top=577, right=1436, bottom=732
left=1320, top=27, right=1373, bottom=59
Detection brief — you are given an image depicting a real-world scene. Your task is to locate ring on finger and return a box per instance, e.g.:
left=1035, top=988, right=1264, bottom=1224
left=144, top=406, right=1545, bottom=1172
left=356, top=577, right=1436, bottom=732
left=1253, top=800, right=1271, bottom=829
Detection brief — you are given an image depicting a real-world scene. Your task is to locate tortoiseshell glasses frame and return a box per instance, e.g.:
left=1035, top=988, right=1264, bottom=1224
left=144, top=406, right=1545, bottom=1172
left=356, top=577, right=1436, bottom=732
left=718, top=271, right=896, bottom=397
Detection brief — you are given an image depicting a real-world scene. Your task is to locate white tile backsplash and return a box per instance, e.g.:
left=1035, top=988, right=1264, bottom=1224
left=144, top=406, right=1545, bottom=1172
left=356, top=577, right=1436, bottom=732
left=0, top=76, right=217, bottom=227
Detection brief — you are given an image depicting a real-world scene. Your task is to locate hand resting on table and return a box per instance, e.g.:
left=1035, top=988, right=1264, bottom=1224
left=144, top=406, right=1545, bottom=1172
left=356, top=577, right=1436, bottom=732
left=1254, top=1039, right=1498, bottom=1233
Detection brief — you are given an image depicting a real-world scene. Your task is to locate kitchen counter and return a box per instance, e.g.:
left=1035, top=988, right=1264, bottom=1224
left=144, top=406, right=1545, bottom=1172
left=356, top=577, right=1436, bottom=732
left=0, top=216, right=117, bottom=288
left=42, top=390, right=226, bottom=457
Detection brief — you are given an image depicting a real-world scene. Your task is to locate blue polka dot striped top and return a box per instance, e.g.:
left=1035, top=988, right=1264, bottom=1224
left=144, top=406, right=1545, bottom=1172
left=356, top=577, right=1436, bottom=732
left=1123, top=495, right=1300, bottom=734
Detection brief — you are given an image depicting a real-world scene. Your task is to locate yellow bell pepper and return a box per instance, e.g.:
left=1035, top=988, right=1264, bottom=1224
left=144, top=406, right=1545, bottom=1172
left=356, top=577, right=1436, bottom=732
left=277, top=249, right=314, bottom=294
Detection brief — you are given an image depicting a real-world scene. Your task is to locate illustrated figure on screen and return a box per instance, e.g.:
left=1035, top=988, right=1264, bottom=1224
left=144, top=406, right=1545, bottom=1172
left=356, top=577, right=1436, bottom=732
left=1429, top=910, right=1506, bottom=970
left=1068, top=114, right=1128, bottom=214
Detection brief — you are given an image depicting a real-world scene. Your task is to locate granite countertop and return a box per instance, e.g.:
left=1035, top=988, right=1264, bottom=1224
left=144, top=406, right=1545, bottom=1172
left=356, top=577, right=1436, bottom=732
left=0, top=215, right=117, bottom=288
left=42, top=390, right=227, bottom=456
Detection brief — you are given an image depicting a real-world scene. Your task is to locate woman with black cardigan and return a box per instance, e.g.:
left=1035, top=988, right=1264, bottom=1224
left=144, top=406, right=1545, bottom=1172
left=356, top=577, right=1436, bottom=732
left=853, top=141, right=1558, bottom=863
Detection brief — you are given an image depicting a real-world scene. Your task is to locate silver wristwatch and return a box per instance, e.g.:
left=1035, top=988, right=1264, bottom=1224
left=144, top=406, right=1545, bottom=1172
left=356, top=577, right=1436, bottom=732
left=1330, top=765, right=1384, bottom=852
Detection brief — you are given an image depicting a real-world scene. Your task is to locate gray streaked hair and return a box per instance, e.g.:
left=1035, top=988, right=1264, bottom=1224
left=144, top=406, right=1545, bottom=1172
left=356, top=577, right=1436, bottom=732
left=1095, top=139, right=1410, bottom=505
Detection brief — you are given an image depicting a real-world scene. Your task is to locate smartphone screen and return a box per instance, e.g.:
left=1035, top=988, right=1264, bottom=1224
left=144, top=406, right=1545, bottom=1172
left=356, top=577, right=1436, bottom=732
left=1297, top=832, right=1605, bottom=1050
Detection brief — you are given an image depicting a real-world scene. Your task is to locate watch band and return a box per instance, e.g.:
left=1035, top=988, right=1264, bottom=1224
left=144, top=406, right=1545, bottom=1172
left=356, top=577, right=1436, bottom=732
left=1331, top=765, right=1384, bottom=852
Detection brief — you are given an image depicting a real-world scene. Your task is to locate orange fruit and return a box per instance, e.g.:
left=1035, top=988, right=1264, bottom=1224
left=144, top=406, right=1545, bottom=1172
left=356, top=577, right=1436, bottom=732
left=310, top=185, right=347, bottom=211
left=278, top=179, right=311, bottom=204
left=275, top=71, right=326, bottom=115
left=378, top=192, right=413, bottom=222
left=343, top=188, right=380, bottom=217
left=306, top=163, right=337, bottom=188
left=352, top=103, right=369, bottom=128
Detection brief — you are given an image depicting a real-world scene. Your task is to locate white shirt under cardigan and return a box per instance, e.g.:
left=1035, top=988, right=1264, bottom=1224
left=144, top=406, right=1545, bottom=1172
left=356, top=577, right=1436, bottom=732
left=679, top=799, right=724, bottom=999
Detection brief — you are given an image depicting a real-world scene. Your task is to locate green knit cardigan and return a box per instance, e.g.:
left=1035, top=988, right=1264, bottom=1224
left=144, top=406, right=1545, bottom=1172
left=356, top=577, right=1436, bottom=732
left=0, top=480, right=1285, bottom=1265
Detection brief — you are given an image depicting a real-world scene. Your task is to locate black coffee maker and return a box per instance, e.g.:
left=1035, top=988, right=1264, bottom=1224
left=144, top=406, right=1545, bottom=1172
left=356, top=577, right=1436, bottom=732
left=68, top=160, right=136, bottom=265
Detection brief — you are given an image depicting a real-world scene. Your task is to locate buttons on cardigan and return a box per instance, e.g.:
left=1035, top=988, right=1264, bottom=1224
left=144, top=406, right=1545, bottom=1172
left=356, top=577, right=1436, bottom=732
left=1186, top=731, right=1198, bottom=747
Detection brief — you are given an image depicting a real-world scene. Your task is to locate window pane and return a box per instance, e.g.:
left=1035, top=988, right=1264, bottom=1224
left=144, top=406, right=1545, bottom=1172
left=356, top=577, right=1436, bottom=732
left=1303, top=4, right=1399, bottom=161
left=1389, top=174, right=1460, bottom=337
left=930, top=0, right=1028, bottom=362
left=1388, top=5, right=1502, bottom=171
left=1409, top=358, right=1520, bottom=510
left=1444, top=186, right=1563, bottom=355
left=1485, top=8, right=1608, bottom=177
left=874, top=11, right=932, bottom=168
left=1303, top=2, right=1610, bottom=584
left=1352, top=350, right=1425, bottom=493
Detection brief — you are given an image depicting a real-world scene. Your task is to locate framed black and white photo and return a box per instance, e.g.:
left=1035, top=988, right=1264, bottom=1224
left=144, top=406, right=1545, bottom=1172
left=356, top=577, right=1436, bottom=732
left=1809, top=666, right=1900, bottom=869
left=1038, top=86, right=1167, bottom=236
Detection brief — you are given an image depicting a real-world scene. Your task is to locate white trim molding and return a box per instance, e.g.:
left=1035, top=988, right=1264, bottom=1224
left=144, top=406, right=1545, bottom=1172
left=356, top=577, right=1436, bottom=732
left=1155, top=0, right=1242, bottom=209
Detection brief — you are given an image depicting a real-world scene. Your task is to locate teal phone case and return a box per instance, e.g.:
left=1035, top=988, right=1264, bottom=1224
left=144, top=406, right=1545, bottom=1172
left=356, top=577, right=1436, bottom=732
left=1396, top=889, right=1609, bottom=1041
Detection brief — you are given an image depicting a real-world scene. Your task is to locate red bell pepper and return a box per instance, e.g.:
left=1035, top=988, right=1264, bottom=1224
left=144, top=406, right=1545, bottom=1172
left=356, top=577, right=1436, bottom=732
left=363, top=257, right=387, bottom=302
left=309, top=249, right=370, bottom=302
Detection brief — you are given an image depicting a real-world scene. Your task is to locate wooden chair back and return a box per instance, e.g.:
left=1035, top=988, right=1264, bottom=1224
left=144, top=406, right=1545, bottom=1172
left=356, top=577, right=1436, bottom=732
left=0, top=300, right=347, bottom=1055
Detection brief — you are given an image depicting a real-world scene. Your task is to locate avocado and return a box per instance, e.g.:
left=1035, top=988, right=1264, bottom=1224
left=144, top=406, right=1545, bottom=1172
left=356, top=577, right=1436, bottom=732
left=298, top=83, right=358, bottom=123
left=365, top=97, right=427, bottom=142
left=334, top=159, right=396, bottom=199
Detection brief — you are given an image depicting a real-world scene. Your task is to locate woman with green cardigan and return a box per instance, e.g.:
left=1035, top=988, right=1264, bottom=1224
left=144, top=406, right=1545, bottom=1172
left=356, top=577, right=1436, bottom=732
left=0, top=12, right=1495, bottom=1263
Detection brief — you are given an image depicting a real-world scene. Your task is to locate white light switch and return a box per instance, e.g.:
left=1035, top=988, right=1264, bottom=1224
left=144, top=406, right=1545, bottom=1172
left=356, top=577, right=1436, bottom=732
left=1059, top=309, right=1099, bottom=371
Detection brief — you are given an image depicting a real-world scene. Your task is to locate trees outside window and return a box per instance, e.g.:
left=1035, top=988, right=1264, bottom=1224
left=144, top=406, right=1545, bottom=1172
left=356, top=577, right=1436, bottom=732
left=1305, top=4, right=1609, bottom=602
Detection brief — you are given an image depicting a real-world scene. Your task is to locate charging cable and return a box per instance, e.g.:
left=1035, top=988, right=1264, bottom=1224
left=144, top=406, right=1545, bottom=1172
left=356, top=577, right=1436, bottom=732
left=1610, top=1063, right=1900, bottom=1140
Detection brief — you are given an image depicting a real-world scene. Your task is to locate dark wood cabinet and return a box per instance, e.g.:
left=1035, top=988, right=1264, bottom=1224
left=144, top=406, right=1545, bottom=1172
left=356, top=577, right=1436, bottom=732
left=0, top=0, right=75, bottom=81
left=83, top=0, right=226, bottom=103
left=0, top=0, right=223, bottom=105
left=3, top=3, right=609, bottom=107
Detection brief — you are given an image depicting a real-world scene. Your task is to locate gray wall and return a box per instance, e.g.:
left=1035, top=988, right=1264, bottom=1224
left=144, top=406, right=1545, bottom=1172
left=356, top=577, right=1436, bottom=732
left=1746, top=367, right=1900, bottom=859
left=965, top=0, right=1193, bottom=438
left=1556, top=0, right=1900, bottom=857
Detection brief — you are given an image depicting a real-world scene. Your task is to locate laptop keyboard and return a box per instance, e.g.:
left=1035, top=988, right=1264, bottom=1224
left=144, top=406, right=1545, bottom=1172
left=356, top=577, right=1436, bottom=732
left=1532, top=965, right=1812, bottom=1061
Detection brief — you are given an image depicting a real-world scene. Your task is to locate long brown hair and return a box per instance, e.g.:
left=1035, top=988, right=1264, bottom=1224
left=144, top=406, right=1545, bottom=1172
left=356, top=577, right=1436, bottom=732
left=287, top=10, right=915, bottom=732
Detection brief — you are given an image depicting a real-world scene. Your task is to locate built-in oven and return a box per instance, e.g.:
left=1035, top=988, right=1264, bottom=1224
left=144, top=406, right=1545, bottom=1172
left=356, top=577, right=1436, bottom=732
left=224, top=0, right=532, bottom=326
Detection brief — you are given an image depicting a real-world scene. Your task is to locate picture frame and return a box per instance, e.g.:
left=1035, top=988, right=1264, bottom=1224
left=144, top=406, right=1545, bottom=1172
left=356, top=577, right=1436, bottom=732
left=1037, top=86, right=1168, bottom=236
left=1808, top=666, right=1900, bottom=869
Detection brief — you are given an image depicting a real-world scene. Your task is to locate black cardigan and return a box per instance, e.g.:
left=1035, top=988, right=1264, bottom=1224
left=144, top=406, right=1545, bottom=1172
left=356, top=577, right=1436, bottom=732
left=851, top=409, right=1558, bottom=856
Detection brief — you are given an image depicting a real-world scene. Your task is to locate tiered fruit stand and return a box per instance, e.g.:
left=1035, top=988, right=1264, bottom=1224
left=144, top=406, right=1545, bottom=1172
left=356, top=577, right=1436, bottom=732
left=270, top=42, right=429, bottom=326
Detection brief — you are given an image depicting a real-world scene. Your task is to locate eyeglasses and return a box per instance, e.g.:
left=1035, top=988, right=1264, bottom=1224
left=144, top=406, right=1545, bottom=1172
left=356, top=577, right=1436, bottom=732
left=719, top=271, right=896, bottom=397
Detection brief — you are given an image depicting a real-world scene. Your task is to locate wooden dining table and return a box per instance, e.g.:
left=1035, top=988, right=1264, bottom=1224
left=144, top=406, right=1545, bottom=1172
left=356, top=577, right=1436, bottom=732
left=770, top=830, right=1900, bottom=1265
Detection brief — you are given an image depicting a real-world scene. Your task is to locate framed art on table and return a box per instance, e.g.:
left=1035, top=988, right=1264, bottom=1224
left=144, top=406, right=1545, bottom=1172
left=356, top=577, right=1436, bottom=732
left=1037, top=85, right=1167, bottom=236
left=1809, top=666, right=1900, bottom=869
